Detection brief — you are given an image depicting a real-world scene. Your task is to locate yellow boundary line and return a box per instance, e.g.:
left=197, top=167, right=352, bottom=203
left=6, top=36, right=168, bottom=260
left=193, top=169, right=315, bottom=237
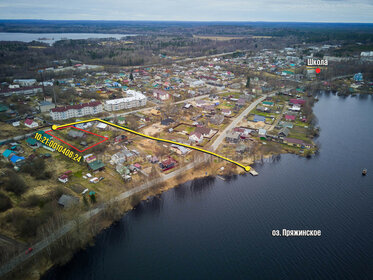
left=52, top=118, right=251, bottom=172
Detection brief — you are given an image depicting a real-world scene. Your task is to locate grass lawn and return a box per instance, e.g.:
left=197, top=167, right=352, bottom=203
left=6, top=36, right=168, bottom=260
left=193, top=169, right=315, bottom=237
left=294, top=121, right=309, bottom=128
left=174, top=124, right=195, bottom=134
left=289, top=126, right=311, bottom=142
left=252, top=110, right=276, bottom=118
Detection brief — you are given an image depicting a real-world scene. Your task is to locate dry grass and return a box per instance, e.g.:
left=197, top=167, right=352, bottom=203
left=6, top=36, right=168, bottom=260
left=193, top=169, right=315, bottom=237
left=193, top=35, right=246, bottom=41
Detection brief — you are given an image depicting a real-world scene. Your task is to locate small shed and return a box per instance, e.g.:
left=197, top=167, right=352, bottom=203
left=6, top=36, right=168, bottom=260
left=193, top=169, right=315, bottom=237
left=58, top=194, right=79, bottom=208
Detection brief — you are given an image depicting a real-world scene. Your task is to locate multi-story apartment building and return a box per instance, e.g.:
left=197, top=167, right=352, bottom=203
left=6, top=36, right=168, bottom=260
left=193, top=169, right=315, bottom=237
left=50, top=101, right=103, bottom=120
left=104, top=90, right=147, bottom=111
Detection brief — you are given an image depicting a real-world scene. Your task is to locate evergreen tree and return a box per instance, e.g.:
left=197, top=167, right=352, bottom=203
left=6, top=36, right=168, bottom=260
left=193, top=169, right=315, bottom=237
left=246, top=76, right=250, bottom=88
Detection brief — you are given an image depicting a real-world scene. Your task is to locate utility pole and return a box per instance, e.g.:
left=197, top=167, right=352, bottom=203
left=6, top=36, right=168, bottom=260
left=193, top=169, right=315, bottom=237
left=38, top=70, right=46, bottom=100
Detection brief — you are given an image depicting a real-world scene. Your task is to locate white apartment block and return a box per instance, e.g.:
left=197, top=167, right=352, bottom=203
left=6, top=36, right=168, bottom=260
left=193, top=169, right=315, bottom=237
left=50, top=101, right=103, bottom=120
left=104, top=90, right=147, bottom=111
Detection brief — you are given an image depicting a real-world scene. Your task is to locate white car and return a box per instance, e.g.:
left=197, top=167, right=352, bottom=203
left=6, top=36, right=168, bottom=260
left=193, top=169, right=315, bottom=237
left=90, top=177, right=99, bottom=184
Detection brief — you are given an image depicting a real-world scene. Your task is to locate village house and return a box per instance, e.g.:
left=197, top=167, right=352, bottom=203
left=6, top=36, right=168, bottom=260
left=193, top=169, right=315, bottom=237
left=209, top=114, right=224, bottom=125
left=225, top=131, right=240, bottom=143
left=26, top=137, right=39, bottom=148
left=170, top=144, right=190, bottom=155
left=259, top=129, right=267, bottom=140
left=113, top=135, right=128, bottom=143
left=12, top=121, right=20, bottom=127
left=221, top=109, right=232, bottom=116
left=283, top=137, right=305, bottom=148
left=96, top=123, right=108, bottom=130
left=24, top=118, right=38, bottom=128
left=234, top=127, right=253, bottom=139
left=58, top=194, right=79, bottom=208
left=285, top=114, right=296, bottom=122
left=189, top=132, right=203, bottom=144
left=68, top=130, right=85, bottom=139
left=153, top=89, right=170, bottom=101
left=88, top=160, right=105, bottom=172
left=194, top=126, right=212, bottom=138
left=148, top=155, right=159, bottom=163
left=289, top=99, right=306, bottom=106
left=257, top=105, right=270, bottom=112
left=111, top=151, right=127, bottom=165
left=237, top=98, right=247, bottom=107
left=290, top=104, right=301, bottom=112
left=278, top=127, right=290, bottom=138
left=253, top=115, right=266, bottom=123
left=159, top=157, right=177, bottom=171
left=161, top=118, right=175, bottom=126
left=58, top=174, right=69, bottom=184
left=183, top=103, right=192, bottom=109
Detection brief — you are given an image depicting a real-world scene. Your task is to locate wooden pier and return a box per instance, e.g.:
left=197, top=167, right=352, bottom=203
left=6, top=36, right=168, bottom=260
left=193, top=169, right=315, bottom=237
left=249, top=169, right=259, bottom=176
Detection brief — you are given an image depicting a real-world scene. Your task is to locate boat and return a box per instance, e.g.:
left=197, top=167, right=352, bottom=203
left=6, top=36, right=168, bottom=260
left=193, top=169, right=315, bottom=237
left=362, top=168, right=367, bottom=176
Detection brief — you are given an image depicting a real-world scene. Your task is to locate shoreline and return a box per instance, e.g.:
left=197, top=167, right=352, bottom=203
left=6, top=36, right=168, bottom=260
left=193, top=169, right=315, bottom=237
left=2, top=146, right=315, bottom=280
left=40, top=150, right=307, bottom=276
left=1, top=91, right=321, bottom=279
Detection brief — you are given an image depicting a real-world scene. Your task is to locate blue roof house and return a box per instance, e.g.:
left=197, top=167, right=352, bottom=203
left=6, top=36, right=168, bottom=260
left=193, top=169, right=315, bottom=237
left=253, top=115, right=266, bottom=122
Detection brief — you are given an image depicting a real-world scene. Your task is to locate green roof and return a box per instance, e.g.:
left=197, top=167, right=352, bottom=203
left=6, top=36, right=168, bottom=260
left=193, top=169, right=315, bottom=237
left=283, top=71, right=294, bottom=75
left=88, top=160, right=105, bottom=171
left=0, top=104, right=9, bottom=112
left=37, top=131, right=53, bottom=140
left=26, top=137, right=38, bottom=146
left=262, top=101, right=274, bottom=105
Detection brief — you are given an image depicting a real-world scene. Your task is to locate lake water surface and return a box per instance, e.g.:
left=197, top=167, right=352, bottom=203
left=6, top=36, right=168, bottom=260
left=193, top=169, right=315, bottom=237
left=0, top=33, right=135, bottom=45
left=43, top=93, right=373, bottom=280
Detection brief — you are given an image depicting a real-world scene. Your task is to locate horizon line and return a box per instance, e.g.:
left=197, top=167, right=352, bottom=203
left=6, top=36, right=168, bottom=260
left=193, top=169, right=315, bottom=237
left=1, top=19, right=373, bottom=24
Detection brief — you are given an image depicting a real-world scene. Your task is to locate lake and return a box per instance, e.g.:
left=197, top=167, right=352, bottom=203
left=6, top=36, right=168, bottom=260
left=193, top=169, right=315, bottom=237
left=43, top=93, right=373, bottom=280
left=0, top=32, right=136, bottom=45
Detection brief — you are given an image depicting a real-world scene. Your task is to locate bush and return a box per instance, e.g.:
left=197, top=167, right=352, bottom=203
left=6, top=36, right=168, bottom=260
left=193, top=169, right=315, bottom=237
left=21, top=194, right=45, bottom=208
left=0, top=193, right=12, bottom=212
left=6, top=207, right=54, bottom=238
left=21, top=158, right=45, bottom=177
left=3, top=170, right=28, bottom=196
left=48, top=186, right=67, bottom=201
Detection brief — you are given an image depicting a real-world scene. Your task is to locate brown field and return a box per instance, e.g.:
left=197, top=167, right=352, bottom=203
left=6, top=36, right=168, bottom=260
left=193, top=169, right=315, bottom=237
left=251, top=36, right=273, bottom=39
left=193, top=35, right=246, bottom=41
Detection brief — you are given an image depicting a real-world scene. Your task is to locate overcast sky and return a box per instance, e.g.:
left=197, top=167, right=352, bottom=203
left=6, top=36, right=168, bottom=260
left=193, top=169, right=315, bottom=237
left=0, top=0, right=372, bottom=23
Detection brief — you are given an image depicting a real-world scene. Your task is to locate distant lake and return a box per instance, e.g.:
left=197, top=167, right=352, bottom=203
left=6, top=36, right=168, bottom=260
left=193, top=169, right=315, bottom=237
left=0, top=32, right=136, bottom=45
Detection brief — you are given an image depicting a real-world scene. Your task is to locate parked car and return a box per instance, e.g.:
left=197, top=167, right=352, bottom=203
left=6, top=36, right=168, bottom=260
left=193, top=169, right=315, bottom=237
left=25, top=247, right=33, bottom=255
